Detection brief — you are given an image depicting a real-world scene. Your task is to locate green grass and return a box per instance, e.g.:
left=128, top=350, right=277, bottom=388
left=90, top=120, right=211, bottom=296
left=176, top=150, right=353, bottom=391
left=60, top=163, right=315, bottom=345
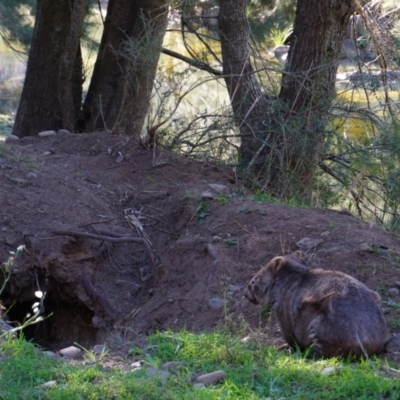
left=253, top=191, right=308, bottom=208
left=196, top=201, right=210, bottom=224
left=1, top=331, right=400, bottom=399
left=215, top=193, right=229, bottom=205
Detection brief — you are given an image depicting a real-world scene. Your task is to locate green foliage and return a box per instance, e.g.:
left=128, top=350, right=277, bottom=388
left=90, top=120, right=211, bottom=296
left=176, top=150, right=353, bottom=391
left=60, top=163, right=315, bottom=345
left=215, top=193, right=229, bottom=205
left=224, top=238, right=238, bottom=247
left=0, top=0, right=35, bottom=49
left=180, top=192, right=196, bottom=201
left=269, top=26, right=292, bottom=47
left=320, top=112, right=400, bottom=231
left=247, top=0, right=296, bottom=44
left=253, top=191, right=275, bottom=203
left=196, top=201, right=210, bottom=224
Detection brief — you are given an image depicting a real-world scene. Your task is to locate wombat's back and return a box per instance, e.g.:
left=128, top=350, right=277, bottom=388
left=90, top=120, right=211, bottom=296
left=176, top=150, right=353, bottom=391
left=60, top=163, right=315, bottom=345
left=301, top=276, right=388, bottom=357
left=264, top=256, right=389, bottom=358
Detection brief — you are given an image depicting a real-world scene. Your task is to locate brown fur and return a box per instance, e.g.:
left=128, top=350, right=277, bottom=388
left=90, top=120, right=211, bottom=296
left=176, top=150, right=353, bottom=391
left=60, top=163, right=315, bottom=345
left=244, top=251, right=389, bottom=358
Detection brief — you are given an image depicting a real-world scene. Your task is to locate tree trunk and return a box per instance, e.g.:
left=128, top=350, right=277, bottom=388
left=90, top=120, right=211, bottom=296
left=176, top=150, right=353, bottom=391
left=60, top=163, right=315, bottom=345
left=12, top=0, right=82, bottom=137
left=218, top=0, right=269, bottom=166
left=82, top=0, right=168, bottom=135
left=58, top=0, right=86, bottom=133
left=218, top=0, right=355, bottom=199
left=278, top=0, right=355, bottom=196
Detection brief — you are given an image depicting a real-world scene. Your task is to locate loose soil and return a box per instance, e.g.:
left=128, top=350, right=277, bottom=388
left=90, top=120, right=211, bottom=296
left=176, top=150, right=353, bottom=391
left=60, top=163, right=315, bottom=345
left=1, top=133, right=400, bottom=358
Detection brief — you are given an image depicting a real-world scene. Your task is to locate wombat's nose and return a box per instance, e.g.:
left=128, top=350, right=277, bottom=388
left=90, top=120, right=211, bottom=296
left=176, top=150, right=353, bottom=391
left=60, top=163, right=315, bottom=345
left=244, top=286, right=256, bottom=303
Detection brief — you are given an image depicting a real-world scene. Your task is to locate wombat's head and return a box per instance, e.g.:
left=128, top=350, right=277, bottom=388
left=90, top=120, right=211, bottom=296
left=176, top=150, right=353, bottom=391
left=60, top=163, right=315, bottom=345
left=244, top=251, right=301, bottom=305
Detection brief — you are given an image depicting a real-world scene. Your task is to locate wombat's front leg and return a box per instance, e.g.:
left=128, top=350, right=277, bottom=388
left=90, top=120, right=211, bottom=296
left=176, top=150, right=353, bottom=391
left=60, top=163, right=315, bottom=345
left=306, top=316, right=328, bottom=358
left=307, top=328, right=324, bottom=358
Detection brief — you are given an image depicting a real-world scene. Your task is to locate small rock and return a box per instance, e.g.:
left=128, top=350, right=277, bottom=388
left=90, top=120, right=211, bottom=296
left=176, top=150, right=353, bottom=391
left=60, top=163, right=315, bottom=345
left=12, top=177, right=27, bottom=184
left=385, top=335, right=400, bottom=353
left=93, top=344, right=108, bottom=354
left=42, top=351, right=56, bottom=358
left=26, top=172, right=37, bottom=178
left=389, top=288, right=400, bottom=297
left=228, top=284, right=241, bottom=292
left=195, top=370, right=226, bottom=385
left=115, top=153, right=125, bottom=164
left=241, top=336, right=252, bottom=343
left=59, top=346, right=82, bottom=359
left=320, top=231, right=331, bottom=238
left=321, top=367, right=337, bottom=376
left=42, top=380, right=57, bottom=388
left=208, top=183, right=228, bottom=194
left=38, top=130, right=57, bottom=137
left=92, top=316, right=103, bottom=328
left=5, top=134, right=19, bottom=142
left=161, top=361, right=187, bottom=370
left=131, top=361, right=142, bottom=369
left=57, top=129, right=71, bottom=135
left=212, top=236, right=222, bottom=242
left=146, top=367, right=170, bottom=382
left=360, top=243, right=372, bottom=252
left=0, top=319, right=14, bottom=332
left=208, top=298, right=225, bottom=309
left=296, top=237, right=323, bottom=250
left=193, top=383, right=206, bottom=389
left=201, top=191, right=214, bottom=199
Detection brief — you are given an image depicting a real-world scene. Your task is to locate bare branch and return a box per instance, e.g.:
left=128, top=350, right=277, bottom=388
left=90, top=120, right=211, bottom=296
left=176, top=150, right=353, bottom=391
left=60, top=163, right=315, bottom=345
left=161, top=48, right=222, bottom=76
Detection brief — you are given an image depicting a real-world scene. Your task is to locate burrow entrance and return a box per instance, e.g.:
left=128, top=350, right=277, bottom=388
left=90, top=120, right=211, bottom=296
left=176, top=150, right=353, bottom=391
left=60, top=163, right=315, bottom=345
left=3, top=290, right=98, bottom=350
left=0, top=231, right=157, bottom=350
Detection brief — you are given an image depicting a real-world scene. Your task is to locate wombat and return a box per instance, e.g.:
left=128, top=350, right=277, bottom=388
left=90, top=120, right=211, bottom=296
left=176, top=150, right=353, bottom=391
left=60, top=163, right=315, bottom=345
left=244, top=251, right=389, bottom=358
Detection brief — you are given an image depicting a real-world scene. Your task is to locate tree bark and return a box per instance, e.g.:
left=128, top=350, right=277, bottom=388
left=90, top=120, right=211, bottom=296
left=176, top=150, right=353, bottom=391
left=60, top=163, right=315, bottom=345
left=218, top=0, right=269, bottom=166
left=278, top=0, right=356, bottom=195
left=82, top=0, right=168, bottom=135
left=58, top=0, right=86, bottom=133
left=13, top=0, right=79, bottom=137
left=218, top=0, right=355, bottom=199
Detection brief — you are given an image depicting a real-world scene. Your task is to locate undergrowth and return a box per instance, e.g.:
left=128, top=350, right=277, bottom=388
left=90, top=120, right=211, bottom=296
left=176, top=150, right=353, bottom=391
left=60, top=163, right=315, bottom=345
left=0, top=330, right=399, bottom=399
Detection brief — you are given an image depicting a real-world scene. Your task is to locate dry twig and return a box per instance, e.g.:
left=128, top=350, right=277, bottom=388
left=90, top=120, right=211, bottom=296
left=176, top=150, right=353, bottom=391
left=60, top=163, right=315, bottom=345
left=52, top=230, right=156, bottom=278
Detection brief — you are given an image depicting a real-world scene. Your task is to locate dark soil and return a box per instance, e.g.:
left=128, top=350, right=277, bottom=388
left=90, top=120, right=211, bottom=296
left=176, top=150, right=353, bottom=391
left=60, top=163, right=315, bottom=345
left=1, top=133, right=400, bottom=358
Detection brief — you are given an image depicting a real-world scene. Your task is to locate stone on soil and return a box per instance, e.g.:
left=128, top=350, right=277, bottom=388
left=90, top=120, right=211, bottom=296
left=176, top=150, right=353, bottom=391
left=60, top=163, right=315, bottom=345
left=195, top=370, right=226, bottom=385
left=38, top=130, right=57, bottom=137
left=59, top=345, right=82, bottom=359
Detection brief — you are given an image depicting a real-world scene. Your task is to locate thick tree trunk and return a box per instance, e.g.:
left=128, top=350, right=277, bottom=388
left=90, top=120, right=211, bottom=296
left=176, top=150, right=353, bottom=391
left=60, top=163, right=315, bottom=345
left=218, top=0, right=355, bottom=199
left=82, top=0, right=168, bottom=135
left=12, top=0, right=82, bottom=137
left=218, top=0, right=269, bottom=166
left=278, top=0, right=355, bottom=195
left=58, top=0, right=86, bottom=133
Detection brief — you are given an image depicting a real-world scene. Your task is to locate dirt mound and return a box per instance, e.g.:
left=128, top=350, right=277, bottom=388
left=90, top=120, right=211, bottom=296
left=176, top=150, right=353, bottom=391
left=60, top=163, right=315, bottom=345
left=1, top=133, right=400, bottom=353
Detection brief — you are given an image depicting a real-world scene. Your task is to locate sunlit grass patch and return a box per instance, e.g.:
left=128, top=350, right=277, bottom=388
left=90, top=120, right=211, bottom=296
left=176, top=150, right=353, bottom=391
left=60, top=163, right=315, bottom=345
left=147, top=330, right=400, bottom=399
left=0, top=331, right=400, bottom=399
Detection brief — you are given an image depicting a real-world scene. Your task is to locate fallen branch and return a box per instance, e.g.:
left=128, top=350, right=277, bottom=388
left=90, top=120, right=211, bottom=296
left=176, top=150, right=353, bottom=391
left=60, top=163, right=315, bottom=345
left=81, top=273, right=116, bottom=319
left=52, top=230, right=156, bottom=278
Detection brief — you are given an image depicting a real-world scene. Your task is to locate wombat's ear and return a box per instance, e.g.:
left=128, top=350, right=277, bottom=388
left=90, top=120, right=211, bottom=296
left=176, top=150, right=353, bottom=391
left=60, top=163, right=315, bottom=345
left=289, top=250, right=301, bottom=261
left=269, top=256, right=284, bottom=274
